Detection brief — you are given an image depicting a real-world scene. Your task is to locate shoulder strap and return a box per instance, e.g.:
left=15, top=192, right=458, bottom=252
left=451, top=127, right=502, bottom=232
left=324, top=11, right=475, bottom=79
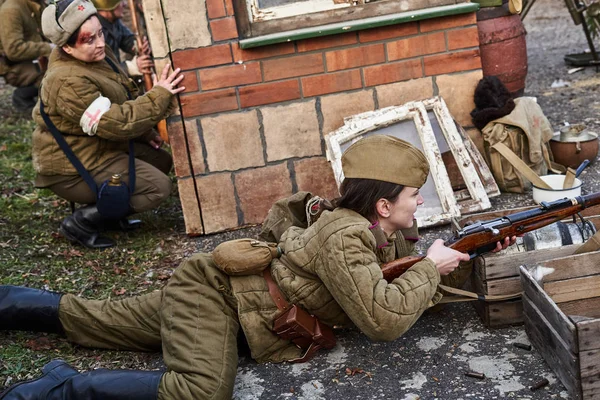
left=39, top=101, right=136, bottom=196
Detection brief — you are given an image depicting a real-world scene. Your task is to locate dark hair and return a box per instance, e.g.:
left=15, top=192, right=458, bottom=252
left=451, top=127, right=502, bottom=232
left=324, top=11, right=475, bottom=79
left=335, top=178, right=404, bottom=221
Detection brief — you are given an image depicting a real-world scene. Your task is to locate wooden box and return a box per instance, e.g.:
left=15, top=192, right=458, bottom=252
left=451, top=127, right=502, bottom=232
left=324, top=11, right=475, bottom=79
left=460, top=205, right=600, bottom=328
left=520, top=252, right=600, bottom=399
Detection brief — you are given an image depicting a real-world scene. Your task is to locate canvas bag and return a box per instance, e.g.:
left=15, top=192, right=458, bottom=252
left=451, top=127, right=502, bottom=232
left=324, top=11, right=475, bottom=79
left=481, top=97, right=563, bottom=193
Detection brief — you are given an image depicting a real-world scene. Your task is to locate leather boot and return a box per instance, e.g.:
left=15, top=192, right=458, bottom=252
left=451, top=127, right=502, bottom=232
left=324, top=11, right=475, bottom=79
left=0, top=360, right=162, bottom=400
left=102, top=218, right=142, bottom=232
left=12, top=85, right=38, bottom=115
left=0, top=286, right=64, bottom=334
left=59, top=206, right=115, bottom=249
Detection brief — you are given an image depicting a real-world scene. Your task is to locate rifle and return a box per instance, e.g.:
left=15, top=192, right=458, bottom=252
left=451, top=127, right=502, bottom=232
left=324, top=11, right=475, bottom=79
left=127, top=0, right=169, bottom=144
left=381, top=192, right=600, bottom=282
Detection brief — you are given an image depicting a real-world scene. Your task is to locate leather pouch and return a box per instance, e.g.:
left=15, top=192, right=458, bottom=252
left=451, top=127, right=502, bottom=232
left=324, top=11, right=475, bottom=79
left=273, top=305, right=336, bottom=351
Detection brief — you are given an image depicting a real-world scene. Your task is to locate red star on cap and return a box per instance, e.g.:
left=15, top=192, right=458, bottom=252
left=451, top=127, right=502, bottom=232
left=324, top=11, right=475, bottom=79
left=77, top=5, right=85, bottom=10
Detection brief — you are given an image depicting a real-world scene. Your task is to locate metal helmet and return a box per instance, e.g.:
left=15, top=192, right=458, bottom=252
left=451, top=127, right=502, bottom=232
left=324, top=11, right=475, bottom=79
left=91, top=0, right=122, bottom=11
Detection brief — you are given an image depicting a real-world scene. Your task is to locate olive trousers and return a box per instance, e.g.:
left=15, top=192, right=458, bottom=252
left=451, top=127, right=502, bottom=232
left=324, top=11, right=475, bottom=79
left=59, top=254, right=240, bottom=399
left=43, top=143, right=173, bottom=214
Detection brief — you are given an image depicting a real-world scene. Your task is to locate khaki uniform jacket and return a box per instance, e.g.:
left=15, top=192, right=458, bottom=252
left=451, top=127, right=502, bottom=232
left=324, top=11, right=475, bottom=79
left=0, top=0, right=51, bottom=84
left=230, top=207, right=442, bottom=363
left=31, top=48, right=173, bottom=177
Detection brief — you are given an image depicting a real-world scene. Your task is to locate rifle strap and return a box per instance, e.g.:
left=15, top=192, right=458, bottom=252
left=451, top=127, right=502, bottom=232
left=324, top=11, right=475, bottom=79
left=574, top=229, right=600, bottom=254
left=437, top=284, right=521, bottom=303
left=492, top=142, right=552, bottom=189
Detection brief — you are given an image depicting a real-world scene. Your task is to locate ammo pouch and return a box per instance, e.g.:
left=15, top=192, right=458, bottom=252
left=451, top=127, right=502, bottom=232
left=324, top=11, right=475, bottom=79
left=263, top=269, right=336, bottom=363
left=39, top=101, right=135, bottom=220
left=213, top=239, right=282, bottom=276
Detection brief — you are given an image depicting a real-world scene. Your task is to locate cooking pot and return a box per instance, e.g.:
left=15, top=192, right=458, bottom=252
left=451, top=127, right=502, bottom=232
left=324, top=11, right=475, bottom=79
left=549, top=128, right=598, bottom=169
left=532, top=175, right=582, bottom=204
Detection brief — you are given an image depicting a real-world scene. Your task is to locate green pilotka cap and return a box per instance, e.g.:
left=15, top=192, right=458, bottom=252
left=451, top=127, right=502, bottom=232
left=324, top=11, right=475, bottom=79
left=341, top=135, right=430, bottom=188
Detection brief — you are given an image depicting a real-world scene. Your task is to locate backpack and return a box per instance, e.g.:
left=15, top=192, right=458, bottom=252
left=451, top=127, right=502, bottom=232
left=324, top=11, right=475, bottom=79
left=481, top=97, right=563, bottom=193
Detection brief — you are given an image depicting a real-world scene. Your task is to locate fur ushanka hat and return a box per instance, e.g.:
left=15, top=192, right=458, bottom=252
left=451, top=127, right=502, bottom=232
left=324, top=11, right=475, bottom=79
left=42, top=0, right=97, bottom=47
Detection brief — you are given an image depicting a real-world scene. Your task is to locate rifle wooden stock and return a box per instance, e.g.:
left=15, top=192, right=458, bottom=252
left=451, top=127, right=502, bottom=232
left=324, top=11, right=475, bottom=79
left=381, top=192, right=600, bottom=282
left=127, top=0, right=169, bottom=144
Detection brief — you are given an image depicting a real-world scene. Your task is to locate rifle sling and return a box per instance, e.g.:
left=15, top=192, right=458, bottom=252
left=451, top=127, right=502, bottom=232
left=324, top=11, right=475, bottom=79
left=437, top=284, right=521, bottom=303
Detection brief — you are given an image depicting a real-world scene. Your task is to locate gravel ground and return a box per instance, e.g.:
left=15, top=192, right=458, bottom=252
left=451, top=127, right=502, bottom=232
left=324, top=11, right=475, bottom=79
left=226, top=1, right=600, bottom=399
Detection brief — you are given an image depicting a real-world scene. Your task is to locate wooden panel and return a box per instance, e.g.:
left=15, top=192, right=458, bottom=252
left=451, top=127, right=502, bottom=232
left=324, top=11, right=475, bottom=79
left=577, top=319, right=600, bottom=352
left=541, top=250, right=600, bottom=283
left=545, top=275, right=600, bottom=304
left=486, top=276, right=520, bottom=296
left=561, top=298, right=600, bottom=319
left=579, top=347, right=600, bottom=399
left=520, top=266, right=579, bottom=353
left=523, top=295, right=582, bottom=399
left=478, top=244, right=579, bottom=280
left=487, top=299, right=523, bottom=327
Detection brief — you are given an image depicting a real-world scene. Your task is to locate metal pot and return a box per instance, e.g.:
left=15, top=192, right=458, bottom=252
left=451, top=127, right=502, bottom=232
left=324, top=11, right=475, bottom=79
left=549, top=130, right=598, bottom=169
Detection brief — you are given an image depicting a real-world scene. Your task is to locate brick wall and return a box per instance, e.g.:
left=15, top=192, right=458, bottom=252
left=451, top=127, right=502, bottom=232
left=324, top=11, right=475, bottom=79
left=144, top=0, right=484, bottom=235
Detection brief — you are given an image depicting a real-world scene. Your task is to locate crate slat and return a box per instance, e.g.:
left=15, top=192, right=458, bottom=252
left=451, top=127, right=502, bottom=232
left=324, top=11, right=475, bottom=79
left=523, top=294, right=581, bottom=398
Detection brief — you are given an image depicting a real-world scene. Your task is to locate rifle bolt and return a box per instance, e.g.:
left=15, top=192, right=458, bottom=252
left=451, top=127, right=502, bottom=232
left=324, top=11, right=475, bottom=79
left=530, top=378, right=549, bottom=391
left=513, top=342, right=532, bottom=351
left=464, top=371, right=485, bottom=380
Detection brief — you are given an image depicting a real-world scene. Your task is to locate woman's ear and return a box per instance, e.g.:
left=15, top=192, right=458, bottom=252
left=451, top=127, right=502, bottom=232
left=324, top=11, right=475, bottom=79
left=62, top=45, right=73, bottom=55
left=375, top=198, right=391, bottom=218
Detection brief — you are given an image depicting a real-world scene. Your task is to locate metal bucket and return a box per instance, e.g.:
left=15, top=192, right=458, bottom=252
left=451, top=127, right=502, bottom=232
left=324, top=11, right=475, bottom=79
left=502, top=220, right=596, bottom=254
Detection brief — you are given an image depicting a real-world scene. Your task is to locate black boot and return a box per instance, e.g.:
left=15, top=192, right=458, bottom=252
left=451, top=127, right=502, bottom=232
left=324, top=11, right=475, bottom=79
left=0, top=286, right=64, bottom=334
left=0, top=360, right=163, bottom=400
left=12, top=85, right=38, bottom=115
left=59, top=206, right=115, bottom=249
left=102, top=218, right=142, bottom=232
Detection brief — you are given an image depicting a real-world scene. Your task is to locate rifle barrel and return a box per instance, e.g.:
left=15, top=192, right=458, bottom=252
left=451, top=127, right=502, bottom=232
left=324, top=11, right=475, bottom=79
left=380, top=192, right=600, bottom=283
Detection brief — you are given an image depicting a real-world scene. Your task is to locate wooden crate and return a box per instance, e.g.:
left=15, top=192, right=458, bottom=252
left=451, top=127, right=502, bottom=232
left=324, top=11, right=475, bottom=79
left=520, top=252, right=600, bottom=400
left=459, top=205, right=600, bottom=328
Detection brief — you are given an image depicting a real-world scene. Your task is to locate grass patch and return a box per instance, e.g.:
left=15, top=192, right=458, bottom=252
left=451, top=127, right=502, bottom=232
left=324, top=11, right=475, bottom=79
left=0, top=83, right=197, bottom=389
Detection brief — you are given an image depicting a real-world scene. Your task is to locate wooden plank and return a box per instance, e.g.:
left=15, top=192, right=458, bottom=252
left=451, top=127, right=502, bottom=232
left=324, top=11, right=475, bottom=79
left=561, top=297, right=600, bottom=319
left=577, top=319, right=600, bottom=352
left=579, top=348, right=600, bottom=400
left=520, top=266, right=579, bottom=353
left=487, top=299, right=523, bottom=327
left=540, top=250, right=600, bottom=283
left=486, top=276, right=520, bottom=296
left=523, top=295, right=582, bottom=399
left=479, top=245, right=579, bottom=280
left=545, top=275, right=600, bottom=304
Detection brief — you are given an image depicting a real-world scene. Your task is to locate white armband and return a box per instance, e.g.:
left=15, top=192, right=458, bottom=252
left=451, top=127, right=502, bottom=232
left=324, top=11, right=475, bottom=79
left=80, top=95, right=111, bottom=136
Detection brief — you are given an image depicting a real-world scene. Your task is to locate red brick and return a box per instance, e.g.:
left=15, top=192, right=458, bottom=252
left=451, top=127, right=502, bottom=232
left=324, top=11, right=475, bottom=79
left=181, top=88, right=238, bottom=117
left=293, top=157, right=339, bottom=200
left=420, top=13, right=477, bottom=33
left=210, top=17, right=238, bottom=42
left=180, top=71, right=199, bottom=93
left=224, top=0, right=234, bottom=15
left=262, top=53, right=324, bottom=81
left=447, top=26, right=479, bottom=51
left=301, top=70, right=362, bottom=97
left=235, top=163, right=293, bottom=224
left=325, top=44, right=385, bottom=71
left=239, top=80, right=300, bottom=107
left=199, top=63, right=261, bottom=90
left=424, top=49, right=481, bottom=76
left=358, top=22, right=418, bottom=43
left=232, top=42, right=295, bottom=63
left=206, top=0, right=226, bottom=19
left=297, top=32, right=358, bottom=52
left=172, top=44, right=232, bottom=70
left=387, top=32, right=446, bottom=61
left=363, top=59, right=423, bottom=87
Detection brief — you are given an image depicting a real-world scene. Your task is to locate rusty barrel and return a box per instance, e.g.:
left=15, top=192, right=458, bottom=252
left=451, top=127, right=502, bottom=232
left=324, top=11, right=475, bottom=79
left=477, top=3, right=528, bottom=96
